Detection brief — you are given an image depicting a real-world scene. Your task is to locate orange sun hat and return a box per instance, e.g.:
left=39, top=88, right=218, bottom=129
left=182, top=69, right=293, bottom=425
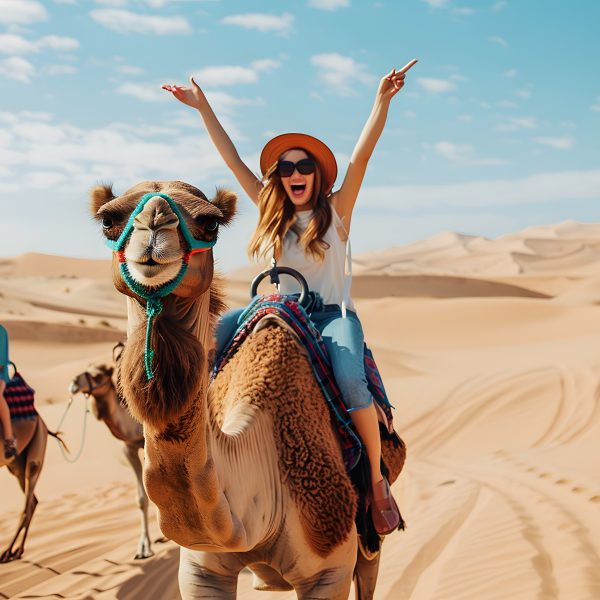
left=260, top=133, right=338, bottom=193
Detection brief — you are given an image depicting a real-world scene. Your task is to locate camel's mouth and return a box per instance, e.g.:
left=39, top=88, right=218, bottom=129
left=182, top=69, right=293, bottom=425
left=127, top=256, right=184, bottom=288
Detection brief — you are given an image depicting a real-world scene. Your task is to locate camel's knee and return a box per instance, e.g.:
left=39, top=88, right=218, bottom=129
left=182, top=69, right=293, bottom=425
left=178, top=549, right=243, bottom=600
left=292, top=566, right=354, bottom=600
left=178, top=563, right=238, bottom=599
left=137, top=490, right=149, bottom=511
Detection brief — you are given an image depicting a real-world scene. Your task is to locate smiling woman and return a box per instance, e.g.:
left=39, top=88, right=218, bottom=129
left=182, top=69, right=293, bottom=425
left=162, top=57, right=417, bottom=538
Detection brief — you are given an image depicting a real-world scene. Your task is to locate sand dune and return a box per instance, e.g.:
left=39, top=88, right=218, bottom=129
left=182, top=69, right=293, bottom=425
left=1, top=221, right=600, bottom=599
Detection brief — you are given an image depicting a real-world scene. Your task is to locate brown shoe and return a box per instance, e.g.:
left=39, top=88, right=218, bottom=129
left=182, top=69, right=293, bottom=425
left=4, top=437, right=17, bottom=460
left=371, top=477, right=401, bottom=535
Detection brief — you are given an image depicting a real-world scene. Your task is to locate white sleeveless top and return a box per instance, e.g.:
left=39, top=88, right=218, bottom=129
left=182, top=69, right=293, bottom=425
left=278, top=207, right=354, bottom=315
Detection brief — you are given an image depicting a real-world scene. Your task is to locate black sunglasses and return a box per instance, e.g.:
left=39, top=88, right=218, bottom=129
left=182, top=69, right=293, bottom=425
left=277, top=158, right=316, bottom=178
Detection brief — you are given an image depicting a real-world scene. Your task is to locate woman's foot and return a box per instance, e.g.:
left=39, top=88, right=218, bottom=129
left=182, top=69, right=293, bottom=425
left=4, top=436, right=17, bottom=460
left=371, top=476, right=401, bottom=535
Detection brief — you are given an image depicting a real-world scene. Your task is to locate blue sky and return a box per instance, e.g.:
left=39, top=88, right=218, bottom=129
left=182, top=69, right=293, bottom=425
left=1, top=0, right=599, bottom=271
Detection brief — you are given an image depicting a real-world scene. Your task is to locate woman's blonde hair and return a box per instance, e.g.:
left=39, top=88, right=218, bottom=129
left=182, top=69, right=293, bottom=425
left=248, top=151, right=332, bottom=262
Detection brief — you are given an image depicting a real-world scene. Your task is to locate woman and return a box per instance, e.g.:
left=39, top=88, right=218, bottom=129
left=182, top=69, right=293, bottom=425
left=162, top=59, right=416, bottom=535
left=0, top=323, right=16, bottom=459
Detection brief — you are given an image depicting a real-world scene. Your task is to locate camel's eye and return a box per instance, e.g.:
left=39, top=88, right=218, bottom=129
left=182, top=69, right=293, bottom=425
left=206, top=219, right=218, bottom=233
left=102, top=216, right=114, bottom=230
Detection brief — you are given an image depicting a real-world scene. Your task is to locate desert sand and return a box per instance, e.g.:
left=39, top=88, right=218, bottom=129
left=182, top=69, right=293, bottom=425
left=1, top=221, right=600, bottom=599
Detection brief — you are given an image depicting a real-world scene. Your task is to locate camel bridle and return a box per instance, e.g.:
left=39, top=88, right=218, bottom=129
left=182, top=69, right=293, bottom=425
left=105, top=192, right=218, bottom=380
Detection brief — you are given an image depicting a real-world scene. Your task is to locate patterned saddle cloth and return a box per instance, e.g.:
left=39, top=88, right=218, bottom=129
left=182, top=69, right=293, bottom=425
left=4, top=368, right=38, bottom=422
left=212, top=294, right=394, bottom=472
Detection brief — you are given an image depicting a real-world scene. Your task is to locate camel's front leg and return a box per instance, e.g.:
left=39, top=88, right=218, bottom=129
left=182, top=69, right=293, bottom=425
left=179, top=547, right=243, bottom=600
left=1, top=454, right=41, bottom=562
left=353, top=544, right=382, bottom=600
left=122, top=442, right=153, bottom=559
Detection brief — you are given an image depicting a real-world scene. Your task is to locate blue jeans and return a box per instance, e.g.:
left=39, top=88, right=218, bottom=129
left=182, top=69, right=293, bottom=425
left=215, top=305, right=373, bottom=412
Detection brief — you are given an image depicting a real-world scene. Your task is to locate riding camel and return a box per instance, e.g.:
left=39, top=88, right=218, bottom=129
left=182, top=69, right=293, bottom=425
left=1, top=398, right=65, bottom=562
left=90, top=180, right=405, bottom=599
left=68, top=342, right=159, bottom=559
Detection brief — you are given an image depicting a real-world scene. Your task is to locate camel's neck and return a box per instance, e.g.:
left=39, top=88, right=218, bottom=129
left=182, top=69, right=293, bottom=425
left=91, top=385, right=142, bottom=443
left=125, top=291, right=248, bottom=549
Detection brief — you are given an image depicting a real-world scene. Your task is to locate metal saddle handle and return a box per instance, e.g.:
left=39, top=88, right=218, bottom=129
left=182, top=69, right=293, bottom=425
left=250, top=264, right=310, bottom=307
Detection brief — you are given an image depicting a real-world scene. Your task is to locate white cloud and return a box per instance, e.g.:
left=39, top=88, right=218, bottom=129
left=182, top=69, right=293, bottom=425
left=590, top=97, right=600, bottom=111
left=430, top=141, right=505, bottom=166
left=504, top=68, right=517, bottom=78
left=39, top=35, right=80, bottom=52
left=250, top=58, right=282, bottom=73
left=0, top=0, right=47, bottom=26
left=310, top=53, right=374, bottom=96
left=0, top=56, right=35, bottom=83
left=0, top=34, right=37, bottom=54
left=495, top=116, right=537, bottom=132
left=46, top=64, right=77, bottom=75
left=421, top=0, right=449, bottom=7
left=492, top=1, right=508, bottom=11
left=116, top=82, right=169, bottom=102
left=116, top=64, right=144, bottom=75
left=452, top=7, right=474, bottom=16
left=0, top=110, right=228, bottom=190
left=360, top=170, right=600, bottom=211
left=514, top=89, right=532, bottom=99
left=90, top=9, right=192, bottom=34
left=490, top=35, right=509, bottom=47
left=28, top=171, right=68, bottom=188
left=221, top=12, right=294, bottom=35
left=308, top=0, right=349, bottom=10
left=533, top=136, right=575, bottom=150
left=194, top=65, right=258, bottom=87
left=0, top=34, right=80, bottom=54
left=417, top=77, right=456, bottom=93
left=203, top=91, right=264, bottom=115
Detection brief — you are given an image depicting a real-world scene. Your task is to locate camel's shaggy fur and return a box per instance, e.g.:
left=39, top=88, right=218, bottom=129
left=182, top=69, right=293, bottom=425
left=210, top=323, right=357, bottom=556
left=120, top=314, right=206, bottom=431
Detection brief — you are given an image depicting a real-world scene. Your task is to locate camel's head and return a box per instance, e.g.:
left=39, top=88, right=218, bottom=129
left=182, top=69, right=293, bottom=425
left=90, top=181, right=236, bottom=429
left=90, top=181, right=236, bottom=302
left=69, top=363, right=114, bottom=397
left=69, top=363, right=115, bottom=421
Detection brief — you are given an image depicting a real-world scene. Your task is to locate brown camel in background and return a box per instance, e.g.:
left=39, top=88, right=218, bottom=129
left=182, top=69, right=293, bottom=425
left=68, top=342, right=160, bottom=559
left=91, top=180, right=405, bottom=599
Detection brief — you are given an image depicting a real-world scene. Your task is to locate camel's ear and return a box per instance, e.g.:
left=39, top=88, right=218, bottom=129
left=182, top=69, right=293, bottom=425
left=211, top=188, right=237, bottom=227
left=90, top=184, right=115, bottom=217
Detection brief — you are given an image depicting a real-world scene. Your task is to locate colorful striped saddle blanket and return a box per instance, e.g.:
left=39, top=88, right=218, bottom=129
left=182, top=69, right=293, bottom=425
left=212, top=294, right=394, bottom=472
left=4, top=368, right=38, bottom=422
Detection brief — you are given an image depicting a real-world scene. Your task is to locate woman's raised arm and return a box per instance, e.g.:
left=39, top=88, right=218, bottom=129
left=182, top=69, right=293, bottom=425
left=332, top=59, right=417, bottom=228
left=162, top=77, right=262, bottom=205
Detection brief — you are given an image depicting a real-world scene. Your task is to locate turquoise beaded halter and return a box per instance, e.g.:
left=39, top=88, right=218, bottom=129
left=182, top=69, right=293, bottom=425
left=105, top=192, right=217, bottom=380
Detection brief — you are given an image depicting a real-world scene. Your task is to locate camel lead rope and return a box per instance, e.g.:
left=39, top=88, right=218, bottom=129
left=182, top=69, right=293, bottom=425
left=144, top=298, right=163, bottom=380
left=55, top=394, right=91, bottom=463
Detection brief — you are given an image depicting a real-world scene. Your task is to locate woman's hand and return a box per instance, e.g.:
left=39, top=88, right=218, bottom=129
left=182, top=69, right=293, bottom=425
left=162, top=76, right=205, bottom=109
left=378, top=59, right=418, bottom=101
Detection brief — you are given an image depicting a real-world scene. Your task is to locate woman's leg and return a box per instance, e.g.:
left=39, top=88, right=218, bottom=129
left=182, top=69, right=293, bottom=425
left=0, top=379, right=16, bottom=458
left=317, top=313, right=385, bottom=488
